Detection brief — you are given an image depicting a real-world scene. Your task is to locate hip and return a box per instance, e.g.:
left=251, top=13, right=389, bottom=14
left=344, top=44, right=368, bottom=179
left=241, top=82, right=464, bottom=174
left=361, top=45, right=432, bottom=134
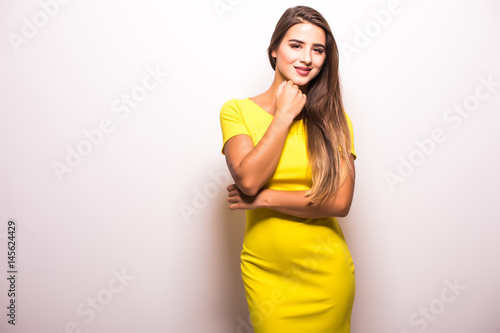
left=242, top=208, right=354, bottom=270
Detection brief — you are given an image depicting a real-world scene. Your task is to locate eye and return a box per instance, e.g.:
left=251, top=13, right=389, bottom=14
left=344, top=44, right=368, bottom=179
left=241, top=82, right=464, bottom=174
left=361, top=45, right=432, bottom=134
left=314, top=48, right=325, bottom=54
left=290, top=43, right=301, bottom=49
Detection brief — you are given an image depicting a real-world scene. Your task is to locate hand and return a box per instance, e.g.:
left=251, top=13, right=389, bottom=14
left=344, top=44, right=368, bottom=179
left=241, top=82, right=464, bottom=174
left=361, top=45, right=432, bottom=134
left=227, top=184, right=266, bottom=210
left=274, top=80, right=307, bottom=121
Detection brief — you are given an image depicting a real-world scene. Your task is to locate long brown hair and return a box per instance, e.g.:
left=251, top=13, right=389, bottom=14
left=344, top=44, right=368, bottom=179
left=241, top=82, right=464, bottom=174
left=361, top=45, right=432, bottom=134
left=268, top=6, right=354, bottom=206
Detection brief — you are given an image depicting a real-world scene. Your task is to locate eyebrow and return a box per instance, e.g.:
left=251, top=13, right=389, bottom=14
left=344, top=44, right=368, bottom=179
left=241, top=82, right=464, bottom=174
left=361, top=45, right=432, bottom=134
left=288, top=39, right=325, bottom=49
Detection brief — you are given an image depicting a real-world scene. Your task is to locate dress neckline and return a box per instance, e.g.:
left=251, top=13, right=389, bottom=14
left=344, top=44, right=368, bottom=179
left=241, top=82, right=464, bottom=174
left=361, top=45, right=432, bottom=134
left=247, top=97, right=274, bottom=117
left=246, top=97, right=302, bottom=122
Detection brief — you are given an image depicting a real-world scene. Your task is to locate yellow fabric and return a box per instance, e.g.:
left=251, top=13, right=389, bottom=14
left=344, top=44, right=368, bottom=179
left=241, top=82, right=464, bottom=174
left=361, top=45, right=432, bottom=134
left=220, top=97, right=356, bottom=332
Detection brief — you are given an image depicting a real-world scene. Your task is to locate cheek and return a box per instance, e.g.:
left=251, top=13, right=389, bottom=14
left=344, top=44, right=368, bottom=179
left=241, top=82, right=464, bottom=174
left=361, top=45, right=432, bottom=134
left=277, top=48, right=296, bottom=64
left=315, top=56, right=326, bottom=67
left=313, top=58, right=326, bottom=72
left=312, top=65, right=324, bottom=79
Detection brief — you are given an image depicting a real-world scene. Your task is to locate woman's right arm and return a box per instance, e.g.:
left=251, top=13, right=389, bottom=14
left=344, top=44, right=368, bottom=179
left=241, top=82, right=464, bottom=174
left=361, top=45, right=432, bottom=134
left=224, top=81, right=306, bottom=196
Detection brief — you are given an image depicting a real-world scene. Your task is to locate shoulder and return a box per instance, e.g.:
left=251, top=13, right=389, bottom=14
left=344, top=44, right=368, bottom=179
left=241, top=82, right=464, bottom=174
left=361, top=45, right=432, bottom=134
left=343, top=110, right=354, bottom=130
left=220, top=98, right=246, bottom=111
left=222, top=97, right=248, bottom=107
left=220, top=98, right=251, bottom=118
left=342, top=110, right=357, bottom=159
left=342, top=109, right=353, bottom=122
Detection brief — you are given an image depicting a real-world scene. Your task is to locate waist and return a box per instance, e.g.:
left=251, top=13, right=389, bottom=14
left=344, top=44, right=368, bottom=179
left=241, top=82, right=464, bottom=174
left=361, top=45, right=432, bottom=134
left=243, top=208, right=347, bottom=260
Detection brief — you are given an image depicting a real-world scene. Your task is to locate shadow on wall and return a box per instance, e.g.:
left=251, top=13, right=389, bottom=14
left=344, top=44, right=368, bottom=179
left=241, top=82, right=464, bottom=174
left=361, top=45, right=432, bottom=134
left=214, top=186, right=252, bottom=333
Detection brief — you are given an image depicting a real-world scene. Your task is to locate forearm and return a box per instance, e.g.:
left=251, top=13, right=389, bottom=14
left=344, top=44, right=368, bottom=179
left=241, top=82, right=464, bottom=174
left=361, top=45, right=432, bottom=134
left=261, top=188, right=352, bottom=219
left=236, top=114, right=293, bottom=195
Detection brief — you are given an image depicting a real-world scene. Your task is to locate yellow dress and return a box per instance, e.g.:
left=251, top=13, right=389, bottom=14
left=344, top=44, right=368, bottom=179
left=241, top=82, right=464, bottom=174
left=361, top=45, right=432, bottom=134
left=220, top=97, right=357, bottom=332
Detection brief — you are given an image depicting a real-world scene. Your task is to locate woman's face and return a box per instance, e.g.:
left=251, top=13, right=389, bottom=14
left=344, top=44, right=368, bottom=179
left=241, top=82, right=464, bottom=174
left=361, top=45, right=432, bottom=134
left=272, top=22, right=327, bottom=89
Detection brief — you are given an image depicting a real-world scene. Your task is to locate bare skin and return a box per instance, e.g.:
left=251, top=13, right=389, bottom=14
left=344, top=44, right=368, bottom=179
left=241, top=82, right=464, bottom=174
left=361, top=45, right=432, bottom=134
left=224, top=22, right=356, bottom=218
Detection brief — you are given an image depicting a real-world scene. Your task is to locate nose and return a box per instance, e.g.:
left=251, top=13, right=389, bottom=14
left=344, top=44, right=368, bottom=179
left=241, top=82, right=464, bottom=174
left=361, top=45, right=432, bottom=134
left=300, top=48, right=312, bottom=65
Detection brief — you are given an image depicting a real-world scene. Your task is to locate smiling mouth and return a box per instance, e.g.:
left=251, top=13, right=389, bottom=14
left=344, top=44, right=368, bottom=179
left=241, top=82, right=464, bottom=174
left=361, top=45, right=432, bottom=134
left=295, top=66, right=312, bottom=75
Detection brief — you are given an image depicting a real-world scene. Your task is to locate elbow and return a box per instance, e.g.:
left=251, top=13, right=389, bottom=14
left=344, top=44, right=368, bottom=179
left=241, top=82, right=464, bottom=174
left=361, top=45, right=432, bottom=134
left=229, top=164, right=261, bottom=196
left=240, top=185, right=261, bottom=197
left=337, top=208, right=349, bottom=218
left=335, top=201, right=352, bottom=218
left=230, top=162, right=265, bottom=196
left=236, top=177, right=261, bottom=197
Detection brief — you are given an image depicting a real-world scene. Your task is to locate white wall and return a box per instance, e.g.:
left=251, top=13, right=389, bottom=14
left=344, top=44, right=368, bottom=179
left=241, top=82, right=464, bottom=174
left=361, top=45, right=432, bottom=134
left=1, top=1, right=499, bottom=332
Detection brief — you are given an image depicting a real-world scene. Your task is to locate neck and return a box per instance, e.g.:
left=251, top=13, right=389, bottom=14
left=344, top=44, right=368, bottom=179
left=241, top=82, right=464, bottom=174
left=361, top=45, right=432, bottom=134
left=267, top=73, right=309, bottom=98
left=264, top=79, right=307, bottom=121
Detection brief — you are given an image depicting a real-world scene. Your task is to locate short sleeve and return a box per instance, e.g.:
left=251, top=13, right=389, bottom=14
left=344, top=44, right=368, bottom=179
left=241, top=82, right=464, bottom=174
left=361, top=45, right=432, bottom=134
left=344, top=112, right=357, bottom=160
left=219, top=99, right=250, bottom=155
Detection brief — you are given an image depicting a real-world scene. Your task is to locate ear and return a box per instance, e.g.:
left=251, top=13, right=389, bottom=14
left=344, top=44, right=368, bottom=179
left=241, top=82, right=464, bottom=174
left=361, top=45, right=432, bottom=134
left=271, top=49, right=277, bottom=58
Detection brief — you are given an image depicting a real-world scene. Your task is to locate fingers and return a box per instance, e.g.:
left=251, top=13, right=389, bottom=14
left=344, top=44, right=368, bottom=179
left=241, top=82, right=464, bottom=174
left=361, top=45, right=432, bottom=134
left=275, top=80, right=306, bottom=118
left=283, top=80, right=297, bottom=91
left=277, top=80, right=301, bottom=94
left=284, top=80, right=305, bottom=96
left=227, top=184, right=237, bottom=196
left=227, top=184, right=244, bottom=199
left=285, top=82, right=306, bottom=103
left=276, top=80, right=286, bottom=97
left=226, top=184, right=240, bottom=209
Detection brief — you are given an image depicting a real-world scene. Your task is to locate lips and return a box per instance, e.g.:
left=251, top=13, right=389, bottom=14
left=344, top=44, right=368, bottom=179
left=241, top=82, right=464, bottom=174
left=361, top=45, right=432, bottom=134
left=294, top=66, right=312, bottom=75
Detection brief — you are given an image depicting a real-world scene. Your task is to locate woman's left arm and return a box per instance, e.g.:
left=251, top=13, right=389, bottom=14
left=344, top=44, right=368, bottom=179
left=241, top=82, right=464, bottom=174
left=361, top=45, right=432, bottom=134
left=227, top=154, right=356, bottom=218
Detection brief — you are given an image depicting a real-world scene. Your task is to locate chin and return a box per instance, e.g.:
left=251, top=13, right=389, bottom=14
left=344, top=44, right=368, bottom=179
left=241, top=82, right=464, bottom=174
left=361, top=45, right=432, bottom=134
left=292, top=77, right=311, bottom=88
left=280, top=69, right=315, bottom=88
left=285, top=75, right=304, bottom=84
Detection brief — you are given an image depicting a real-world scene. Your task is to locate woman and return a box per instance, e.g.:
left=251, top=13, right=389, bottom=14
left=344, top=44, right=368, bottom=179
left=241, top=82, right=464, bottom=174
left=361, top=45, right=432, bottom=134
left=219, top=5, right=357, bottom=332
